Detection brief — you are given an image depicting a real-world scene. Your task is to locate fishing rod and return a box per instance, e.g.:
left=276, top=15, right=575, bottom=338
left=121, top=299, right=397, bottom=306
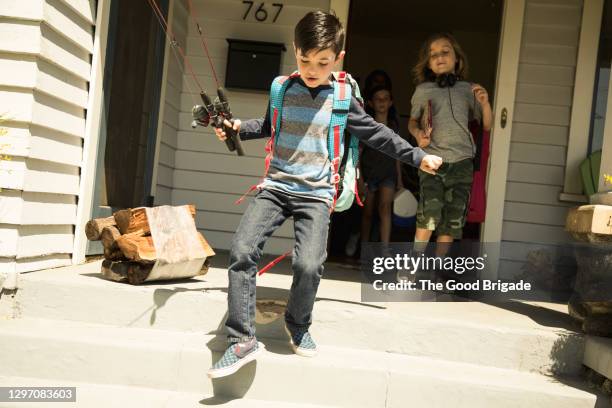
left=146, top=0, right=244, bottom=156
left=191, top=88, right=244, bottom=156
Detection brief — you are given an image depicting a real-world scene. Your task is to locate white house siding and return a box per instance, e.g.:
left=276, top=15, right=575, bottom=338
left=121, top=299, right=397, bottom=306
left=0, top=0, right=94, bottom=272
left=168, top=0, right=329, bottom=255
left=500, top=0, right=583, bottom=276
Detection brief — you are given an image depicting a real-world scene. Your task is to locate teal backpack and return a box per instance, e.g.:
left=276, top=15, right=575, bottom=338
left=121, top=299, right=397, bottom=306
left=266, top=71, right=364, bottom=212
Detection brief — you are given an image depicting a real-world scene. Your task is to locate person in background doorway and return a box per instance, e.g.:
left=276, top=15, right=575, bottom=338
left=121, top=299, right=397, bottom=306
left=364, top=68, right=393, bottom=94
left=360, top=85, right=403, bottom=245
left=344, top=69, right=395, bottom=257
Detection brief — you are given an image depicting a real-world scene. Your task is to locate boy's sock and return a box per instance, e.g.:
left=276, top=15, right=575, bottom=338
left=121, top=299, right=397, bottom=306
left=207, top=338, right=263, bottom=379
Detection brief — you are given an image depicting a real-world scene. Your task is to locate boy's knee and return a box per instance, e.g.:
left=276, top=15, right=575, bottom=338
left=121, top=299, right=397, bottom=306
left=230, top=239, right=260, bottom=265
left=293, top=257, right=323, bottom=278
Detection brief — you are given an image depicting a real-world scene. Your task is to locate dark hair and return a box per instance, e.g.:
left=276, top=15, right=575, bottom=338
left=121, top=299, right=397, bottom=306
left=412, top=32, right=469, bottom=84
left=294, top=11, right=345, bottom=56
left=365, top=85, right=399, bottom=131
left=364, top=69, right=393, bottom=94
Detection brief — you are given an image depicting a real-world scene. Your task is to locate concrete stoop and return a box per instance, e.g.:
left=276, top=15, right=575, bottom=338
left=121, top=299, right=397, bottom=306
left=0, top=261, right=606, bottom=407
left=0, top=318, right=598, bottom=408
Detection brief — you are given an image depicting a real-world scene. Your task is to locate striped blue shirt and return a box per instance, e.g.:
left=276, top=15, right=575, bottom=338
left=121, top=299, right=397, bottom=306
left=239, top=77, right=427, bottom=204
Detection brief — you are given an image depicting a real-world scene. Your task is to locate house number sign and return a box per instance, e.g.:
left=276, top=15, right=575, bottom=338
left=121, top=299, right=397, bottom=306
left=242, top=1, right=284, bottom=22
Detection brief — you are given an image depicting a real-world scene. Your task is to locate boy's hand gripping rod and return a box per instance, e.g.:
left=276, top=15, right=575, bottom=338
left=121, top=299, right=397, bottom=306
left=191, top=88, right=245, bottom=156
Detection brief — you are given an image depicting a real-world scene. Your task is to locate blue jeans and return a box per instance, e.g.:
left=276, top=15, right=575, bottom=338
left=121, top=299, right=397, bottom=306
left=225, top=188, right=331, bottom=343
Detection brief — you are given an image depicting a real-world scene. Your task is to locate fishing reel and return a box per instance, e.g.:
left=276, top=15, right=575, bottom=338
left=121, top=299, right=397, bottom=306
left=191, top=88, right=245, bottom=156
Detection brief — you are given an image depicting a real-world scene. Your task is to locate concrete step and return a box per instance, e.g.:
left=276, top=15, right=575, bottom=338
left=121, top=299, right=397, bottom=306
left=0, top=317, right=599, bottom=408
left=0, top=261, right=585, bottom=376
left=0, top=376, right=334, bottom=408
left=584, top=336, right=612, bottom=380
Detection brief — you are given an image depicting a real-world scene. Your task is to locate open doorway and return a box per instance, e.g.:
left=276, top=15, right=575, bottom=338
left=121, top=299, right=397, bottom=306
left=101, top=0, right=167, bottom=209
left=87, top=0, right=167, bottom=255
left=329, top=0, right=503, bottom=260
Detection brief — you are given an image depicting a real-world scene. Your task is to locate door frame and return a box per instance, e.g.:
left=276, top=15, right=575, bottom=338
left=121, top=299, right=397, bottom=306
left=72, top=0, right=113, bottom=264
left=481, top=0, right=526, bottom=244
left=337, top=0, right=525, bottom=247
left=149, top=0, right=175, bottom=200
left=330, top=0, right=350, bottom=70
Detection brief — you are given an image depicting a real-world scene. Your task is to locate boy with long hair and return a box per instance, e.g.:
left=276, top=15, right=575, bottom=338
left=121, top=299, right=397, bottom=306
left=405, top=33, right=492, bottom=268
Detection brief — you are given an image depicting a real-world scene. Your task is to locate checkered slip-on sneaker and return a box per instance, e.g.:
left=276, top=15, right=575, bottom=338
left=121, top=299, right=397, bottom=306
left=285, top=324, right=317, bottom=357
left=207, top=338, right=263, bottom=379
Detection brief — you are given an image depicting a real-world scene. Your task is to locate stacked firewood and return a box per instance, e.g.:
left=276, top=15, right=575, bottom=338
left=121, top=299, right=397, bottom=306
left=85, top=204, right=215, bottom=284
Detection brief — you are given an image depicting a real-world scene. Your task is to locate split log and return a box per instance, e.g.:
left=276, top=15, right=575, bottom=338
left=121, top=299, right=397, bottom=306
left=100, top=226, right=124, bottom=261
left=101, top=260, right=153, bottom=285
left=85, top=216, right=117, bottom=241
left=115, top=234, right=157, bottom=263
left=113, top=205, right=196, bottom=235
left=104, top=247, right=125, bottom=261
left=115, top=232, right=214, bottom=263
left=100, top=226, right=121, bottom=250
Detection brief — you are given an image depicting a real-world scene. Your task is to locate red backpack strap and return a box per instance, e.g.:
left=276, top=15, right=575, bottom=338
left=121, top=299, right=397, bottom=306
left=258, top=251, right=292, bottom=276
left=328, top=72, right=350, bottom=212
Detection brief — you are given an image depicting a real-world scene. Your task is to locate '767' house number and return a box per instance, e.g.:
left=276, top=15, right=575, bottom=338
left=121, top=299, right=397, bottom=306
left=242, top=1, right=284, bottom=22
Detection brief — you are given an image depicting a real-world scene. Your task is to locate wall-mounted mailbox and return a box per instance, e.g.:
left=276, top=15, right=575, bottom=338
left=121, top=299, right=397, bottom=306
left=225, top=39, right=286, bottom=91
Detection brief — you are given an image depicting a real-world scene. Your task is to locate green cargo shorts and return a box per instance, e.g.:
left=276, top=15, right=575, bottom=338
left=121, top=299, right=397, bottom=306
left=416, top=158, right=473, bottom=239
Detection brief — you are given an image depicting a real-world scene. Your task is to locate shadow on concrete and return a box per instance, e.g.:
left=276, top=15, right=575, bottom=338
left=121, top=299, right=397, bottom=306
left=480, top=300, right=586, bottom=374
left=481, top=299, right=612, bottom=405
left=482, top=299, right=578, bottom=331
left=552, top=369, right=612, bottom=408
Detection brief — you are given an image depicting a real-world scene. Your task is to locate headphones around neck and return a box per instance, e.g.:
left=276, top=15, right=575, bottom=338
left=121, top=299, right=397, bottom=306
left=436, top=73, right=458, bottom=88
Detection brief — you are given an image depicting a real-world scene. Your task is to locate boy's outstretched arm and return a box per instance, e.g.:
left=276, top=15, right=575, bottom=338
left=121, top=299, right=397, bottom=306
left=214, top=106, right=272, bottom=141
left=347, top=97, right=442, bottom=174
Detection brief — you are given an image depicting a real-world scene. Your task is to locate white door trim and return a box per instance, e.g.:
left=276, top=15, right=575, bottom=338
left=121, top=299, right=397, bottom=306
left=330, top=0, right=350, bottom=70
left=149, top=0, right=175, bottom=199
left=564, top=0, right=605, bottom=196
left=482, top=0, right=526, bottom=244
left=72, top=0, right=113, bottom=264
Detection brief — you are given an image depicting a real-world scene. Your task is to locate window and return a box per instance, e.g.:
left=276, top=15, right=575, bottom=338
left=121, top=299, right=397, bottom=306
left=588, top=2, right=611, bottom=155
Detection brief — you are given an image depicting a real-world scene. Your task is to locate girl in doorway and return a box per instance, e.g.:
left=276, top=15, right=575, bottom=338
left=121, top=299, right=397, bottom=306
left=408, top=32, right=492, bottom=252
left=360, top=85, right=403, bottom=244
left=345, top=70, right=395, bottom=256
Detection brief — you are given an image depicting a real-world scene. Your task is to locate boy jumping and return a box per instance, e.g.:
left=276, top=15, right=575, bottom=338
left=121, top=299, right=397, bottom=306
left=208, top=10, right=442, bottom=379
